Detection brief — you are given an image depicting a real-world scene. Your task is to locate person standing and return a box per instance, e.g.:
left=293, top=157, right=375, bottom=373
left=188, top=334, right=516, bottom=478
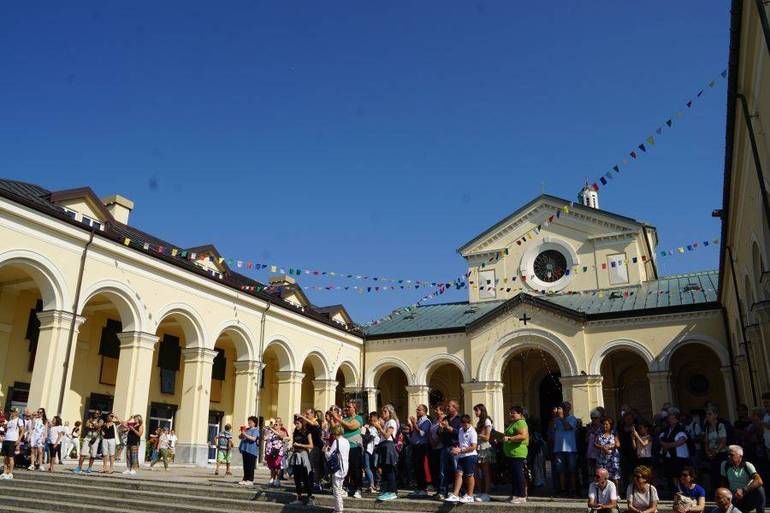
left=238, top=416, right=260, bottom=487
left=363, top=411, right=380, bottom=494
left=438, top=400, right=463, bottom=499
left=28, top=408, right=47, bottom=470
left=445, top=414, right=478, bottom=504
left=705, top=408, right=729, bottom=494
left=289, top=416, right=315, bottom=506
left=553, top=402, right=579, bottom=496
left=264, top=418, right=288, bottom=487
left=334, top=401, right=364, bottom=499
left=596, top=417, right=621, bottom=487
left=326, top=425, right=351, bottom=513
left=213, top=424, right=234, bottom=476
left=124, top=414, right=143, bottom=475
left=0, top=408, right=24, bottom=480
left=69, top=421, right=81, bottom=461
left=46, top=416, right=65, bottom=473
left=100, top=414, right=118, bottom=474
left=374, top=404, right=400, bottom=502
left=408, top=404, right=432, bottom=498
left=473, top=403, right=495, bottom=502
left=168, top=429, right=177, bottom=463
left=75, top=415, right=99, bottom=474
left=302, top=409, right=325, bottom=493
left=503, top=405, right=529, bottom=504
left=632, top=422, right=654, bottom=469
left=150, top=427, right=171, bottom=471
left=428, top=405, right=446, bottom=498
left=661, top=409, right=691, bottom=494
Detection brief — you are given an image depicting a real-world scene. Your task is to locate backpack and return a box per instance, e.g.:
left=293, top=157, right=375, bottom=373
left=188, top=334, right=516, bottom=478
left=328, top=446, right=341, bottom=473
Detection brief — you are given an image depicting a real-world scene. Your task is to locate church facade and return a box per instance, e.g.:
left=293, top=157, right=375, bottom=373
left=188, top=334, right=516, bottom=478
left=365, top=192, right=733, bottom=426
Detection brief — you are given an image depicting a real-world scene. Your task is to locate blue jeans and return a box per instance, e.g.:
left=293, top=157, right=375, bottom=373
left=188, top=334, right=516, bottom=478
left=363, top=450, right=377, bottom=487
left=440, top=447, right=456, bottom=495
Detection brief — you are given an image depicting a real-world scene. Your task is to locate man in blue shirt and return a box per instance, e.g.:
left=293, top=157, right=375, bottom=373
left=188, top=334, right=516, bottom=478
left=406, top=404, right=432, bottom=497
left=552, top=401, right=578, bottom=496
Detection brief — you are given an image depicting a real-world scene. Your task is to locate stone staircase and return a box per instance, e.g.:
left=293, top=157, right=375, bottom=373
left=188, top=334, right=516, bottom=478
left=0, top=469, right=666, bottom=512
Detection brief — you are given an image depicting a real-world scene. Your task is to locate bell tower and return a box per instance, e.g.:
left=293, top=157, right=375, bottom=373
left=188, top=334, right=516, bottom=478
left=578, top=182, right=599, bottom=209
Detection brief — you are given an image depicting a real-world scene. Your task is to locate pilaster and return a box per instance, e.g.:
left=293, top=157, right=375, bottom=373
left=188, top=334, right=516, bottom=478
left=647, top=371, right=673, bottom=412
left=27, top=310, right=86, bottom=414
left=404, top=385, right=430, bottom=417
left=275, top=370, right=304, bottom=424
left=462, top=381, right=504, bottom=423
left=232, top=360, right=263, bottom=428
left=175, top=347, right=218, bottom=466
left=312, top=379, right=338, bottom=412
left=112, top=331, right=159, bottom=422
left=560, top=374, right=603, bottom=419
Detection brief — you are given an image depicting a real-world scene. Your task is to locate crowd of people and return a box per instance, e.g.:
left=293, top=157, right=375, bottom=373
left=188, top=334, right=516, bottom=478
left=0, top=407, right=172, bottom=479
left=224, top=394, right=770, bottom=513
left=2, top=393, right=770, bottom=513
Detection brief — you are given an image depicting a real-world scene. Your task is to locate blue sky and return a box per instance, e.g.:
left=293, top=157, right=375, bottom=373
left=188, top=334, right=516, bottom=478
left=0, top=1, right=730, bottom=323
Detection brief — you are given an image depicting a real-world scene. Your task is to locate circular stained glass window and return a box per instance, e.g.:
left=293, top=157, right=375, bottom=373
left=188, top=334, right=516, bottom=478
left=533, top=249, right=567, bottom=283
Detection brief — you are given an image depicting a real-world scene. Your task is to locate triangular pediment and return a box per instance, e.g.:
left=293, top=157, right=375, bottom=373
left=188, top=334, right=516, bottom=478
left=458, top=194, right=645, bottom=257
left=185, top=244, right=230, bottom=275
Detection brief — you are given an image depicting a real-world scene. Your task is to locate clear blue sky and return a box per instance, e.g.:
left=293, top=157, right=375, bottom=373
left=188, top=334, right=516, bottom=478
left=0, top=1, right=730, bottom=323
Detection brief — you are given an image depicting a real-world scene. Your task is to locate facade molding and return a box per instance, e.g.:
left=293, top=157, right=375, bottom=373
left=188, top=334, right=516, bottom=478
left=588, top=338, right=655, bottom=375
left=478, top=327, right=579, bottom=381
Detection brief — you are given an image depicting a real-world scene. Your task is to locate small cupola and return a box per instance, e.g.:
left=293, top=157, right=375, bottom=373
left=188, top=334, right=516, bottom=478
left=578, top=182, right=599, bottom=209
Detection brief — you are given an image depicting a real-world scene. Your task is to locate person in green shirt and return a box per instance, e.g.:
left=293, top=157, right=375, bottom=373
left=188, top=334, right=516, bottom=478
left=333, top=400, right=364, bottom=498
left=503, top=405, right=529, bottom=504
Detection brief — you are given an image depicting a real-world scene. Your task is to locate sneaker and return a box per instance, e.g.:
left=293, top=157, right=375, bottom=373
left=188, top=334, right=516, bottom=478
left=474, top=496, right=483, bottom=502
left=27, top=465, right=34, bottom=470
left=376, top=493, right=390, bottom=501
left=461, top=495, right=475, bottom=503
left=0, top=474, right=6, bottom=480
left=511, top=497, right=527, bottom=504
left=72, top=467, right=82, bottom=474
left=479, top=494, right=491, bottom=502
left=353, top=491, right=362, bottom=499
left=122, top=470, right=131, bottom=474
left=434, top=493, right=446, bottom=500
left=444, top=494, right=460, bottom=503
left=84, top=468, right=92, bottom=474
left=129, top=470, right=137, bottom=475
left=411, top=490, right=429, bottom=498
left=242, top=481, right=253, bottom=487
left=508, top=496, right=520, bottom=503
left=5, top=474, right=12, bottom=480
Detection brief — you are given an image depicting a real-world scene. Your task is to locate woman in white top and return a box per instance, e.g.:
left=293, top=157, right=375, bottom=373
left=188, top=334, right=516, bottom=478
left=326, top=425, right=350, bottom=513
left=29, top=409, right=47, bottom=470
left=446, top=414, right=479, bottom=504
left=373, top=404, right=399, bottom=502
left=473, top=404, right=494, bottom=502
left=363, top=411, right=381, bottom=493
left=46, top=416, right=65, bottom=472
left=626, top=465, right=658, bottom=513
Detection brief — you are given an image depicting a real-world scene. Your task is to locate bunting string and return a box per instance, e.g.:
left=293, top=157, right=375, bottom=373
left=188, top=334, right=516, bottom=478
left=587, top=69, right=727, bottom=192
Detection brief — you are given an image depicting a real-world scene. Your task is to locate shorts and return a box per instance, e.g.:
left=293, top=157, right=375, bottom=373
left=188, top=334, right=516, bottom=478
left=30, top=436, right=44, bottom=449
left=102, top=438, right=116, bottom=457
left=81, top=439, right=100, bottom=458
left=1, top=441, right=17, bottom=457
left=217, top=450, right=232, bottom=464
left=554, top=451, right=577, bottom=473
left=47, top=443, right=58, bottom=458
left=455, top=455, right=478, bottom=477
left=477, top=442, right=497, bottom=464
left=265, top=454, right=283, bottom=470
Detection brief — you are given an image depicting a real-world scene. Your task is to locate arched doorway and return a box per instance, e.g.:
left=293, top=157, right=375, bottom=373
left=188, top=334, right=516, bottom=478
left=300, top=352, right=330, bottom=412
left=600, top=350, right=652, bottom=420
left=670, top=343, right=728, bottom=414
left=260, top=342, right=293, bottom=421
left=502, top=349, right=562, bottom=430
left=378, top=367, right=408, bottom=420
left=427, top=364, right=464, bottom=411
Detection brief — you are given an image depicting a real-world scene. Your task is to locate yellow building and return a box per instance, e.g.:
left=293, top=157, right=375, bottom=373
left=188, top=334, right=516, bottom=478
left=0, top=180, right=362, bottom=464
left=719, top=0, right=770, bottom=407
left=365, top=193, right=733, bottom=425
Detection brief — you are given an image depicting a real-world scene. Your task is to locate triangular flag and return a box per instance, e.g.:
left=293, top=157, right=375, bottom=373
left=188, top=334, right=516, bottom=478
left=720, top=69, right=727, bottom=78
left=686, top=100, right=693, bottom=108
left=143, top=242, right=150, bottom=250
left=666, top=119, right=673, bottom=127
left=646, top=136, right=655, bottom=145
left=708, top=80, right=715, bottom=88
left=612, top=165, right=620, bottom=173
left=171, top=249, right=178, bottom=256
left=696, top=90, right=703, bottom=98
left=656, top=127, right=663, bottom=135
left=592, top=183, right=599, bottom=191
left=123, top=238, right=131, bottom=246
left=630, top=151, right=637, bottom=159
left=638, top=144, right=646, bottom=152
left=600, top=177, right=607, bottom=185
left=270, top=265, right=277, bottom=273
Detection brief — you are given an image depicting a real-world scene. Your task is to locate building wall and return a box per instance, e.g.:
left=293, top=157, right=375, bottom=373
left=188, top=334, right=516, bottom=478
left=721, top=0, right=770, bottom=406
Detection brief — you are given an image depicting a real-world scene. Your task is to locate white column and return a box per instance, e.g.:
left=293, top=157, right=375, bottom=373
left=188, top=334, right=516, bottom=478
left=647, top=371, right=673, bottom=412
left=27, top=310, right=86, bottom=414
left=720, top=366, right=738, bottom=422
left=275, top=371, right=304, bottom=423
left=405, top=385, right=430, bottom=417
left=461, top=381, right=504, bottom=424
left=312, top=379, right=338, bottom=412
left=112, top=332, right=159, bottom=422
left=560, top=375, right=603, bottom=420
left=175, top=347, right=218, bottom=465
left=232, top=360, right=263, bottom=427
left=364, top=387, right=380, bottom=414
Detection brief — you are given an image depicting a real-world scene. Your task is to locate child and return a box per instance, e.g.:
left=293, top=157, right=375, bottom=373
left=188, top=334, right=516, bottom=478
left=326, top=425, right=350, bottom=513
left=214, top=424, right=234, bottom=476
left=445, top=414, right=478, bottom=504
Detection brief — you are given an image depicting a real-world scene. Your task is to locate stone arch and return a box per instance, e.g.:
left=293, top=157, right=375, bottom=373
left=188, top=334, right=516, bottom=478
left=0, top=249, right=68, bottom=310
left=655, top=334, right=730, bottom=372
left=301, top=349, right=332, bottom=379
left=415, top=353, right=471, bottom=385
left=335, top=360, right=359, bottom=387
left=154, top=303, right=206, bottom=348
left=588, top=339, right=655, bottom=375
left=365, top=356, right=415, bottom=388
left=211, top=321, right=256, bottom=362
left=263, top=337, right=296, bottom=371
left=79, top=279, right=145, bottom=333
left=479, top=328, right=579, bottom=381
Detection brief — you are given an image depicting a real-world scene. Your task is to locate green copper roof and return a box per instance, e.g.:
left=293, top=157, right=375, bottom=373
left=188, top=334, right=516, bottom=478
left=364, top=270, right=719, bottom=337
